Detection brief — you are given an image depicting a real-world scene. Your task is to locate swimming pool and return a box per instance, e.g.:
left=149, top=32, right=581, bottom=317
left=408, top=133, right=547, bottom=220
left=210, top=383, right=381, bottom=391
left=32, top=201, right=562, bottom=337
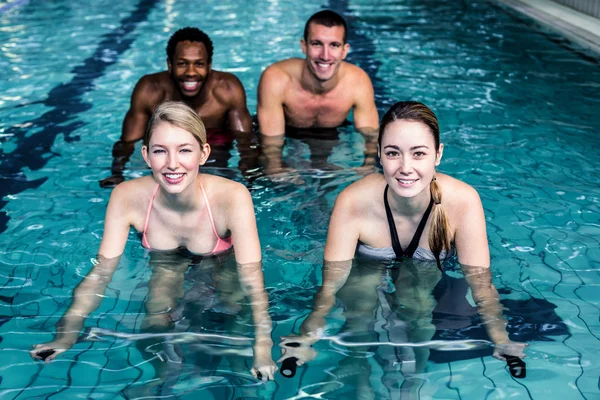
left=1, top=0, right=599, bottom=398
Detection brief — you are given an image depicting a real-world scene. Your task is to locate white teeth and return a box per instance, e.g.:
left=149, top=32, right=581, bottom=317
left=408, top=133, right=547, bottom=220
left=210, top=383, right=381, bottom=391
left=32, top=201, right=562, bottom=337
left=316, top=62, right=331, bottom=68
left=165, top=173, right=183, bottom=179
left=182, top=82, right=198, bottom=89
left=398, top=179, right=416, bottom=184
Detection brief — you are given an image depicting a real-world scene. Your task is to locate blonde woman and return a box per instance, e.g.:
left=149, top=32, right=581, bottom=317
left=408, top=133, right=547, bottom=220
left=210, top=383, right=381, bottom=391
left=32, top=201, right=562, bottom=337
left=31, top=102, right=277, bottom=381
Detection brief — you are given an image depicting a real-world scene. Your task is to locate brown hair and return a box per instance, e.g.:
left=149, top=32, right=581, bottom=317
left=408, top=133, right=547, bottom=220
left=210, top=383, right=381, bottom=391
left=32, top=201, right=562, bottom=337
left=379, top=101, right=451, bottom=268
left=144, top=101, right=206, bottom=147
left=304, top=10, right=347, bottom=43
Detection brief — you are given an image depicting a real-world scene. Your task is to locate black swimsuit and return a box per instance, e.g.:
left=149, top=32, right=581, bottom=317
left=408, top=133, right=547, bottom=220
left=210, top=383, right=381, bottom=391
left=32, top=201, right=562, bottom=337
left=383, top=184, right=434, bottom=260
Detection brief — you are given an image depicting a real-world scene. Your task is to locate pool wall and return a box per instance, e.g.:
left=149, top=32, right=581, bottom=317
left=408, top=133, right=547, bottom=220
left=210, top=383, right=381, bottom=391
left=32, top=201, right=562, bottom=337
left=496, top=0, right=600, bottom=54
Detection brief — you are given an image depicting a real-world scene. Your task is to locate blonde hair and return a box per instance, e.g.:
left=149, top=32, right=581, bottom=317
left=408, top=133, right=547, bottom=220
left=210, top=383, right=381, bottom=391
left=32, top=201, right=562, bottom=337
left=144, top=101, right=207, bottom=147
left=380, top=101, right=451, bottom=268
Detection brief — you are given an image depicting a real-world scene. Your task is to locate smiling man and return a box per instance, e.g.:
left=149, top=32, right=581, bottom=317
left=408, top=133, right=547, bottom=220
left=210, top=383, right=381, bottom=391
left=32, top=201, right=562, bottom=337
left=100, top=27, right=252, bottom=188
left=257, top=10, right=378, bottom=136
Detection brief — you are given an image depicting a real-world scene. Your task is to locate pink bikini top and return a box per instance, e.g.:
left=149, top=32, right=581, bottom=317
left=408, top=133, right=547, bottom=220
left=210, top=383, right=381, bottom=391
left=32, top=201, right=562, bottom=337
left=141, top=182, right=233, bottom=255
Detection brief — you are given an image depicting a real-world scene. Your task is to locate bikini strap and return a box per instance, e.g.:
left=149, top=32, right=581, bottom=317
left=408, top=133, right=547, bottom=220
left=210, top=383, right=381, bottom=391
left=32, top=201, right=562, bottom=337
left=383, top=185, right=404, bottom=259
left=383, top=185, right=435, bottom=259
left=142, top=184, right=160, bottom=247
left=199, top=179, right=221, bottom=239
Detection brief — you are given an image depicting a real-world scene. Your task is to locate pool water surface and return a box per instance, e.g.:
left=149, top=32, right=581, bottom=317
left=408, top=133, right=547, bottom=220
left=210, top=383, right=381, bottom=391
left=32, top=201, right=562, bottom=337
left=0, top=0, right=599, bottom=399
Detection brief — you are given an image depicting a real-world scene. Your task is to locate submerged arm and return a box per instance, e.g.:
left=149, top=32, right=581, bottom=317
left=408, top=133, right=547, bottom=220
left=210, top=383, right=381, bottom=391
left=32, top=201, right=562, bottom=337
left=298, top=260, right=352, bottom=342
left=454, top=186, right=526, bottom=359
left=352, top=71, right=379, bottom=168
left=30, top=256, right=121, bottom=361
left=461, top=265, right=526, bottom=359
left=228, top=185, right=277, bottom=380
left=30, top=184, right=133, bottom=361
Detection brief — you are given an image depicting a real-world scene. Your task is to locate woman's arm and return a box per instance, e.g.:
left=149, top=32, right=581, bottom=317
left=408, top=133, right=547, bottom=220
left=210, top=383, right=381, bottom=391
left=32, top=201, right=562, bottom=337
left=453, top=184, right=526, bottom=359
left=453, top=185, right=490, bottom=268
left=279, top=187, right=361, bottom=365
left=98, top=184, right=135, bottom=258
left=30, top=255, right=121, bottom=361
left=227, top=184, right=277, bottom=381
left=30, top=185, right=133, bottom=361
left=323, top=188, right=362, bottom=262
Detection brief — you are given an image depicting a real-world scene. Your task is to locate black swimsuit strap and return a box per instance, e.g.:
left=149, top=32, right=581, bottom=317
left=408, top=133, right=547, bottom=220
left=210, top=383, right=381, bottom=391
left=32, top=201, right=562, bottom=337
left=383, top=185, right=435, bottom=259
left=383, top=185, right=404, bottom=259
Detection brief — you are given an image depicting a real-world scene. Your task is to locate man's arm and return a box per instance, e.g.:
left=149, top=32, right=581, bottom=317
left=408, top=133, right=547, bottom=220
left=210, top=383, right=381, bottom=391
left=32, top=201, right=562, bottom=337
left=257, top=65, right=287, bottom=136
left=99, top=76, right=158, bottom=188
left=225, top=75, right=252, bottom=133
left=351, top=69, right=379, bottom=168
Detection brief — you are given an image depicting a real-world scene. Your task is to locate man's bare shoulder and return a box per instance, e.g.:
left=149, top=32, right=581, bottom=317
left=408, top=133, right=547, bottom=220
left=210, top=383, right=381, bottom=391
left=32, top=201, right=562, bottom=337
left=133, top=72, right=170, bottom=108
left=261, top=58, right=303, bottom=82
left=136, top=71, right=171, bottom=91
left=340, top=62, right=373, bottom=89
left=210, top=70, right=245, bottom=94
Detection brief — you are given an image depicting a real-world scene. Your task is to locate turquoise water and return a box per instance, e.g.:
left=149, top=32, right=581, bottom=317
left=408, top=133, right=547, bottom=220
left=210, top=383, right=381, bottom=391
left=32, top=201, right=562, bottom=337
left=1, top=0, right=599, bottom=398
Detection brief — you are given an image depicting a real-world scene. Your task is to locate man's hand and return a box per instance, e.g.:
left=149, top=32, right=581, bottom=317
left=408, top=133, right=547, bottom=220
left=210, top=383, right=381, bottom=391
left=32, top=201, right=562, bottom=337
left=99, top=174, right=124, bottom=188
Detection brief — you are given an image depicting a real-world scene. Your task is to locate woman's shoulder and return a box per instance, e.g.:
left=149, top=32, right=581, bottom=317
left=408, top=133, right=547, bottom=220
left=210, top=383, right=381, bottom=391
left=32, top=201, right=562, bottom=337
left=437, top=173, right=482, bottom=210
left=344, top=173, right=384, bottom=193
left=110, top=176, right=156, bottom=208
left=201, top=174, right=251, bottom=202
left=336, top=173, right=384, bottom=209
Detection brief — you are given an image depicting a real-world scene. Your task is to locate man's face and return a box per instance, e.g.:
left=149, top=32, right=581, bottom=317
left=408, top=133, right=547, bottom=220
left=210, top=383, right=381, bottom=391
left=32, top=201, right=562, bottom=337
left=301, top=23, right=349, bottom=82
left=167, top=41, right=211, bottom=98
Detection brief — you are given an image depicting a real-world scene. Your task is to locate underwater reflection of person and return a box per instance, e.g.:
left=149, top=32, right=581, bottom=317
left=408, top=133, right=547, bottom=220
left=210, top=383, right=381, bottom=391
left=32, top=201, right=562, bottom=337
left=31, top=102, right=276, bottom=381
left=280, top=259, right=526, bottom=398
left=126, top=252, right=275, bottom=396
left=259, top=125, right=377, bottom=181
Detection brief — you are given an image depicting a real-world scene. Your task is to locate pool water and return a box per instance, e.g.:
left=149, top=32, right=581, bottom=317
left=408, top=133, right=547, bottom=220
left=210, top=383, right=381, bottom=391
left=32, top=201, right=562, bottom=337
left=1, top=0, right=599, bottom=398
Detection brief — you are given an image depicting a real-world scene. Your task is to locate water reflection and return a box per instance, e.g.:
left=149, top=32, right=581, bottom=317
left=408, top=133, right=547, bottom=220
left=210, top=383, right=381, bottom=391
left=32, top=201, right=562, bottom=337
left=279, top=259, right=526, bottom=399
left=258, top=125, right=378, bottom=182
left=32, top=250, right=276, bottom=397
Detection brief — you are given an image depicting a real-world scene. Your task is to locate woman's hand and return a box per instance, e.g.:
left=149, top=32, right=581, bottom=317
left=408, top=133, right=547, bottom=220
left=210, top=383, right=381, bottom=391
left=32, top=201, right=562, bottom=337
left=277, top=335, right=318, bottom=367
left=251, top=342, right=278, bottom=382
left=30, top=339, right=76, bottom=362
left=493, top=340, right=528, bottom=361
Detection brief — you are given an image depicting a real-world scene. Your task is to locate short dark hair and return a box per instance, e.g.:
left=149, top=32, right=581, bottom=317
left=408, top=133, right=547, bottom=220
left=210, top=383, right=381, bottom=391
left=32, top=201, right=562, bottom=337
left=166, top=27, right=214, bottom=64
left=303, top=10, right=347, bottom=43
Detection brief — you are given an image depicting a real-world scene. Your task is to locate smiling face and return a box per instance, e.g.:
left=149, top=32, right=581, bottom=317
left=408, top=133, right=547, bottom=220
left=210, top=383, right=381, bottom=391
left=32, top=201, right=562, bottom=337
left=142, top=122, right=210, bottom=194
left=167, top=41, right=211, bottom=98
left=379, top=120, right=443, bottom=199
left=301, top=23, right=349, bottom=82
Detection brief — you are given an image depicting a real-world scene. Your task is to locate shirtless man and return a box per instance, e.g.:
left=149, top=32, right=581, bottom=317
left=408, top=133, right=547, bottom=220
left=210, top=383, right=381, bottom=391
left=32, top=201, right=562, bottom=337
left=256, top=10, right=379, bottom=173
left=100, top=27, right=252, bottom=188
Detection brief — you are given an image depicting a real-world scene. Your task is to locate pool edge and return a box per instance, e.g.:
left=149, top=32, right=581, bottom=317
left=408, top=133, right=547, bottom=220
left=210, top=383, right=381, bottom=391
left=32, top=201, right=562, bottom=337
left=493, top=0, right=600, bottom=55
